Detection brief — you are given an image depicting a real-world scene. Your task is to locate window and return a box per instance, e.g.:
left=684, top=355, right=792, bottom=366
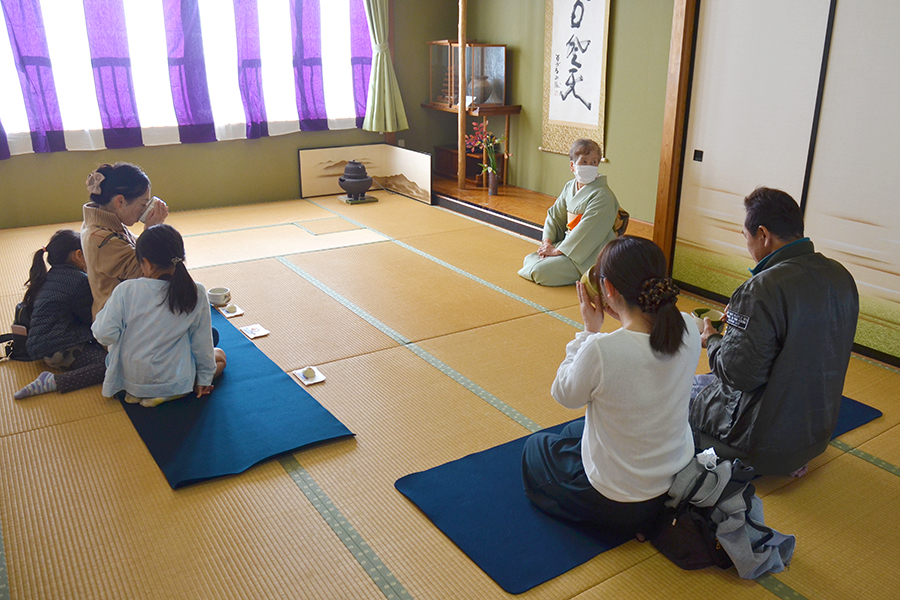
left=0, top=0, right=371, bottom=159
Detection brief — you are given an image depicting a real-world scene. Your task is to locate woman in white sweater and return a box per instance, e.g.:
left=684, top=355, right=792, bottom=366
left=522, top=236, right=701, bottom=535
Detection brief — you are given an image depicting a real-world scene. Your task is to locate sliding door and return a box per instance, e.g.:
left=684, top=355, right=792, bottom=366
left=672, top=0, right=831, bottom=297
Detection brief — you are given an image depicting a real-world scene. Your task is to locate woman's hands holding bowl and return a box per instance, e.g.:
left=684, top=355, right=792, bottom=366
left=577, top=281, right=606, bottom=333
left=143, top=197, right=169, bottom=227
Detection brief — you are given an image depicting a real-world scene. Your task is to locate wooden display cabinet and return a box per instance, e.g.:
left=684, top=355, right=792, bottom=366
left=427, top=40, right=506, bottom=108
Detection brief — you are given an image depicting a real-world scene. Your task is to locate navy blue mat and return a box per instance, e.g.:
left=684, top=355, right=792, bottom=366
left=832, top=396, right=882, bottom=438
left=122, top=309, right=353, bottom=489
left=395, top=396, right=881, bottom=594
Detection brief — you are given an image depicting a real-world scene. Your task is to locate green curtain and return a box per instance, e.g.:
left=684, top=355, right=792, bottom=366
left=363, top=0, right=409, bottom=132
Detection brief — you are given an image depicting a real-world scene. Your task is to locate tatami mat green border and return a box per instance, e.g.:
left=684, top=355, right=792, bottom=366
left=830, top=440, right=900, bottom=477
left=279, top=455, right=409, bottom=600
left=755, top=574, right=808, bottom=600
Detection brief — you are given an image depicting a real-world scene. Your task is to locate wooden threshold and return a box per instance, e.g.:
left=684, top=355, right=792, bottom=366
left=431, top=175, right=654, bottom=241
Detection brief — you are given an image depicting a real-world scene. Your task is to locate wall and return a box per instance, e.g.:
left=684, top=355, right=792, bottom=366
left=0, top=129, right=383, bottom=230
left=0, top=0, right=460, bottom=230
left=463, top=0, right=674, bottom=222
left=0, top=0, right=670, bottom=228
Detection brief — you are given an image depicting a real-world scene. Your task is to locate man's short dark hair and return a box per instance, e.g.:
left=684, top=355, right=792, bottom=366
left=744, top=187, right=804, bottom=240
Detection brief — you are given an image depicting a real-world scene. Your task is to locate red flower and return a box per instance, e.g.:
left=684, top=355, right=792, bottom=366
left=465, top=120, right=504, bottom=174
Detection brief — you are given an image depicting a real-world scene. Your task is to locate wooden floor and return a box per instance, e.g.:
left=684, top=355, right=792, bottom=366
left=431, top=175, right=654, bottom=240
left=431, top=175, right=557, bottom=226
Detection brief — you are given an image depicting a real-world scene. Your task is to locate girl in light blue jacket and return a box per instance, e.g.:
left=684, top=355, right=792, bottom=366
left=93, top=224, right=226, bottom=407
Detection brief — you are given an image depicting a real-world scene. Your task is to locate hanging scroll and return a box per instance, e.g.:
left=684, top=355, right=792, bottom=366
left=541, top=0, right=611, bottom=156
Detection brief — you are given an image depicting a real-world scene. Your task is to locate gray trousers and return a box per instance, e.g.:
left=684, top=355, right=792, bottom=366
left=518, top=252, right=581, bottom=287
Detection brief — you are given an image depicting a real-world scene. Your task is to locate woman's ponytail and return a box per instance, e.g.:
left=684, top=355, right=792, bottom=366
left=136, top=224, right=197, bottom=315
left=22, top=230, right=82, bottom=311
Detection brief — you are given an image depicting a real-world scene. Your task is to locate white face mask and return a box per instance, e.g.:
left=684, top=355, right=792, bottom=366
left=573, top=164, right=599, bottom=185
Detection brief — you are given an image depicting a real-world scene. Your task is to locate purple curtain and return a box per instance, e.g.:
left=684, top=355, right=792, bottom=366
left=1, top=0, right=66, bottom=153
left=162, top=0, right=216, bottom=143
left=349, top=0, right=371, bottom=128
left=0, top=119, right=10, bottom=160
left=82, top=0, right=142, bottom=149
left=290, top=0, right=327, bottom=130
left=233, top=0, right=268, bottom=139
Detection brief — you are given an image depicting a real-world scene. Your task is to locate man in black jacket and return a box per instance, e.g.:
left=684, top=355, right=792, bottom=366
left=690, top=187, right=859, bottom=476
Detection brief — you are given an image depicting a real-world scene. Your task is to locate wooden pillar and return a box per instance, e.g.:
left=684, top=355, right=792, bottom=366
left=654, top=0, right=697, bottom=270
left=457, top=0, right=467, bottom=189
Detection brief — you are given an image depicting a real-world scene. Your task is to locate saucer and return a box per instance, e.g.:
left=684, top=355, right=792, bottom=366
left=217, top=303, right=244, bottom=318
left=293, top=366, right=325, bottom=385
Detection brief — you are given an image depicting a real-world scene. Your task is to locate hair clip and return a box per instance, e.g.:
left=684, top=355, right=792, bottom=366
left=86, top=171, right=105, bottom=195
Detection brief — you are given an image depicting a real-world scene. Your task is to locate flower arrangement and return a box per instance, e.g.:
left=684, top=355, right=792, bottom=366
left=465, top=120, right=504, bottom=175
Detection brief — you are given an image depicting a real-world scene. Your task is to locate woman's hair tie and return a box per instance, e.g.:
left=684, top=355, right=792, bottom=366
left=85, top=171, right=105, bottom=195
left=637, top=277, right=679, bottom=313
left=171, top=256, right=184, bottom=265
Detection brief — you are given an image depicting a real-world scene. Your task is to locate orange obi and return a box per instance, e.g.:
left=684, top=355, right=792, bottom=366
left=567, top=213, right=583, bottom=230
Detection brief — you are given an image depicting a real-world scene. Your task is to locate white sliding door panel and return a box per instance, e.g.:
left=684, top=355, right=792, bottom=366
left=805, top=0, right=900, bottom=306
left=677, top=0, right=830, bottom=257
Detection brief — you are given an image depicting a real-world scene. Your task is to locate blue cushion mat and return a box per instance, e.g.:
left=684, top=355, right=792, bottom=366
left=395, top=396, right=881, bottom=594
left=122, top=308, right=353, bottom=489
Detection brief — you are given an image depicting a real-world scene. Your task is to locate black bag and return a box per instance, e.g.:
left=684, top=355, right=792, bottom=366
left=1, top=302, right=35, bottom=362
left=650, top=470, right=733, bottom=570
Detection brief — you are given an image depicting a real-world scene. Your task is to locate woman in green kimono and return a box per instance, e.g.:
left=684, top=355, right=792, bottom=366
left=518, top=139, right=621, bottom=286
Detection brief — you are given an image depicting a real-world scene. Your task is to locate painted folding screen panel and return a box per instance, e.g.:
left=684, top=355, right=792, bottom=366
left=298, top=144, right=431, bottom=204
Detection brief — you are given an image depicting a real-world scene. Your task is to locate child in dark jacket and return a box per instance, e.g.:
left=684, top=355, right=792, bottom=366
left=14, top=230, right=107, bottom=399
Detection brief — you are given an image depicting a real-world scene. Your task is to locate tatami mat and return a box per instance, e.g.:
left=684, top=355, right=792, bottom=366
left=2, top=194, right=899, bottom=600
left=183, top=224, right=387, bottom=269
left=571, top=554, right=770, bottom=600
left=0, top=360, right=116, bottom=437
left=858, top=423, right=900, bottom=467
left=760, top=452, right=900, bottom=598
left=415, top=314, right=596, bottom=430
left=401, top=226, right=578, bottom=311
left=285, top=242, right=539, bottom=343
left=165, top=198, right=333, bottom=236
left=0, top=410, right=382, bottom=600
left=297, top=217, right=363, bottom=235
left=309, top=191, right=483, bottom=240
left=191, top=258, right=398, bottom=370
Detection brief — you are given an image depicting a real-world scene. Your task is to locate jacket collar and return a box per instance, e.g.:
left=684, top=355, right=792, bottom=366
left=83, top=202, right=126, bottom=233
left=750, top=237, right=813, bottom=276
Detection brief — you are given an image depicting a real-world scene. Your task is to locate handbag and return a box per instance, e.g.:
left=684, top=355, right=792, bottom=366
left=652, top=454, right=794, bottom=578
left=650, top=469, right=733, bottom=570
left=1, top=302, right=35, bottom=362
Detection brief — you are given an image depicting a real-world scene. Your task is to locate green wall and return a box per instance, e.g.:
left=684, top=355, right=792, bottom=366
left=0, top=0, right=671, bottom=229
left=466, top=0, right=674, bottom=222
left=0, top=129, right=382, bottom=230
